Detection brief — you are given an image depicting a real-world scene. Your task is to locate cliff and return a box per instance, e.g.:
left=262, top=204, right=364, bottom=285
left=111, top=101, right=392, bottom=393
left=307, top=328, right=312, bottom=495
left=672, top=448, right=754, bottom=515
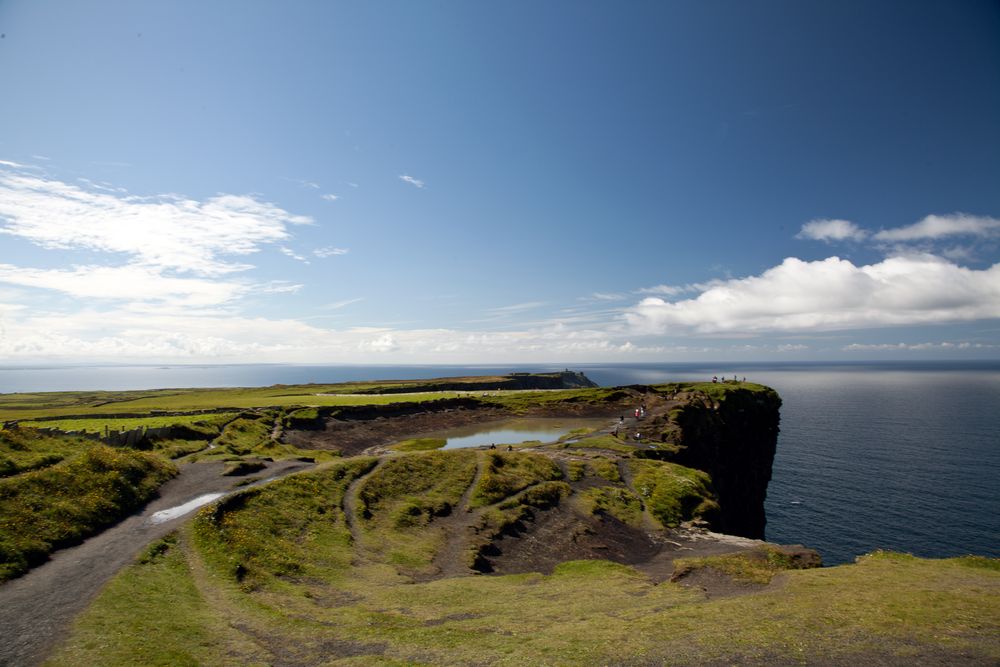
left=635, top=382, right=781, bottom=539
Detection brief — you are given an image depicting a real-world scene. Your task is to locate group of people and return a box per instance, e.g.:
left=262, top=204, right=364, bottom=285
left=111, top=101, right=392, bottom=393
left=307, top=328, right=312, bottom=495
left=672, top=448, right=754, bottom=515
left=611, top=402, right=647, bottom=442
left=711, top=375, right=746, bottom=383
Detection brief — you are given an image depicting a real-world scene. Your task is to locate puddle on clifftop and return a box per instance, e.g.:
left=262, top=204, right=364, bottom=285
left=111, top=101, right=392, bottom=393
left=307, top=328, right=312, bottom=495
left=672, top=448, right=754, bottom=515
left=147, top=493, right=225, bottom=525
left=429, top=417, right=610, bottom=450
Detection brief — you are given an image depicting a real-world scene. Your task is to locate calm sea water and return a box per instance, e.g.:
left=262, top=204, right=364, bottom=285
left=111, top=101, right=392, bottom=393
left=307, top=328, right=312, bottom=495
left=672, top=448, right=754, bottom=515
left=2, top=361, right=997, bottom=565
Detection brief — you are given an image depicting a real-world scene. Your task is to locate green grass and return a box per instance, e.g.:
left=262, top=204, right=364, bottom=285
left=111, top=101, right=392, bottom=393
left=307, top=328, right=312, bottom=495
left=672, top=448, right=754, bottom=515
left=389, top=437, right=447, bottom=452
left=49, top=532, right=241, bottom=667
left=575, top=486, right=644, bottom=527
left=19, top=412, right=238, bottom=435
left=55, top=527, right=1000, bottom=667
left=673, top=545, right=818, bottom=585
left=560, top=434, right=637, bottom=454
left=0, top=386, right=467, bottom=421
left=0, top=445, right=177, bottom=582
left=357, top=450, right=478, bottom=573
left=469, top=451, right=563, bottom=507
left=193, top=458, right=376, bottom=591
left=210, top=415, right=273, bottom=456
left=585, top=457, right=621, bottom=482
left=0, top=427, right=91, bottom=477
left=481, top=387, right=627, bottom=413
left=628, top=458, right=720, bottom=527
left=187, top=413, right=338, bottom=464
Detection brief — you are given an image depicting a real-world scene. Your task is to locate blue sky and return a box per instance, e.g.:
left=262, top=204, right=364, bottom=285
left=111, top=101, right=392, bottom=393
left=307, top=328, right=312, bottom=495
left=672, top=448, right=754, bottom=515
left=1, top=0, right=999, bottom=363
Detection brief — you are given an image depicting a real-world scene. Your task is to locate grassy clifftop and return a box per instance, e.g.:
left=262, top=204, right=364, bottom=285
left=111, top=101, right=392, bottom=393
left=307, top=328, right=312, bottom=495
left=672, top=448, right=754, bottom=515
left=49, top=456, right=1000, bottom=666
left=3, top=374, right=997, bottom=664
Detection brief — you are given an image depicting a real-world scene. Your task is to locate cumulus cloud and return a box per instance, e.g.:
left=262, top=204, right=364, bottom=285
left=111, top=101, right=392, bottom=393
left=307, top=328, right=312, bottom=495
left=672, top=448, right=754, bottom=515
left=0, top=171, right=313, bottom=276
left=320, top=193, right=339, bottom=201
left=399, top=174, right=425, bottom=188
left=358, top=333, right=398, bottom=353
left=625, top=255, right=1000, bottom=335
left=874, top=213, right=1000, bottom=242
left=796, top=218, right=869, bottom=242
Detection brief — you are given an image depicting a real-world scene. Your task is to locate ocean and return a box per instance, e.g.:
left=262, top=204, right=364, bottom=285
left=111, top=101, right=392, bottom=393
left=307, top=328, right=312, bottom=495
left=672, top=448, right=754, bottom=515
left=2, top=361, right=997, bottom=565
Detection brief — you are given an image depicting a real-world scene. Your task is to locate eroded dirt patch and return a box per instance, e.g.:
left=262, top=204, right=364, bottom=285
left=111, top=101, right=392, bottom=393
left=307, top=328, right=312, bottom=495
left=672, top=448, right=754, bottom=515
left=479, top=505, right=662, bottom=575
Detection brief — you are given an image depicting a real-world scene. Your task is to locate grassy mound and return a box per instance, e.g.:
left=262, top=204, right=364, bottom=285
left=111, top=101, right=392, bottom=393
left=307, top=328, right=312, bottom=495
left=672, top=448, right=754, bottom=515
left=357, top=450, right=478, bottom=573
left=628, top=458, right=720, bottom=527
left=389, top=437, right=447, bottom=452
left=0, top=445, right=177, bottom=582
left=0, top=427, right=89, bottom=478
left=193, top=458, right=376, bottom=590
left=470, top=451, right=562, bottom=507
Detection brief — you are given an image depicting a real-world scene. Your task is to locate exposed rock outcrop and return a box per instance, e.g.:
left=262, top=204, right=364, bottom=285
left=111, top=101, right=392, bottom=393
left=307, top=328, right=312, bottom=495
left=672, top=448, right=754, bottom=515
left=645, top=385, right=781, bottom=539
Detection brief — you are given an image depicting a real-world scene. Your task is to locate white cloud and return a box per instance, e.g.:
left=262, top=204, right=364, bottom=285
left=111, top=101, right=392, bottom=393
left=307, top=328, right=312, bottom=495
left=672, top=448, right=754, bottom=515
left=280, top=246, right=309, bottom=263
left=399, top=174, right=425, bottom=188
left=323, top=297, right=364, bottom=310
left=259, top=281, right=303, bottom=295
left=843, top=341, right=996, bottom=351
left=874, top=213, right=1000, bottom=242
left=796, top=218, right=869, bottom=242
left=0, top=160, right=26, bottom=168
left=637, top=284, right=685, bottom=296
left=0, top=171, right=313, bottom=276
left=321, top=193, right=339, bottom=201
left=0, top=263, right=245, bottom=306
left=314, top=246, right=349, bottom=258
left=358, top=333, right=398, bottom=353
left=625, top=255, right=1000, bottom=335
left=486, top=301, right=546, bottom=314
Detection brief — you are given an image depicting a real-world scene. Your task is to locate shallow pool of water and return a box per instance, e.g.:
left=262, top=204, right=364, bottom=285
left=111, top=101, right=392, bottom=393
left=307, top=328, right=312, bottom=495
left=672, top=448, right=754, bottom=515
left=433, top=417, right=610, bottom=450
left=146, top=492, right=225, bottom=525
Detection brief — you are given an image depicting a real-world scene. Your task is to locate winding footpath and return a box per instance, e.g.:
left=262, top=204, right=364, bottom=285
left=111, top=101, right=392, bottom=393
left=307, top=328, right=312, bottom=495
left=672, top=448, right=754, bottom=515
left=0, top=459, right=313, bottom=667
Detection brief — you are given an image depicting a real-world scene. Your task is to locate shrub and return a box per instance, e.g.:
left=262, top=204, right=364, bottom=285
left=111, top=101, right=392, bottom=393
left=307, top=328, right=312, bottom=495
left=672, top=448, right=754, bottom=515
left=0, top=446, right=177, bottom=582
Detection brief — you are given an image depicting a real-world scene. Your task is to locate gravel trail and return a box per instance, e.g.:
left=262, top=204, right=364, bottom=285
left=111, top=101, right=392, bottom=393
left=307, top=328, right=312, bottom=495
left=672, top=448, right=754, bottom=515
left=0, top=459, right=312, bottom=667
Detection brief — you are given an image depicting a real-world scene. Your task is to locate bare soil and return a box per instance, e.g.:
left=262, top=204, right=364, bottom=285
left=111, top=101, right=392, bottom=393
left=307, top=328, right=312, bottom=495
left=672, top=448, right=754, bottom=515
left=281, top=398, right=638, bottom=457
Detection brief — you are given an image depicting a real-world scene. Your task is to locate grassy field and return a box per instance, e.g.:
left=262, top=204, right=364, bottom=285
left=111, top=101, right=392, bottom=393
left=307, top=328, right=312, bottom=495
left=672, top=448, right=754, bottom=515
left=0, top=388, right=469, bottom=422
left=48, top=458, right=1000, bottom=666
left=18, top=412, right=238, bottom=435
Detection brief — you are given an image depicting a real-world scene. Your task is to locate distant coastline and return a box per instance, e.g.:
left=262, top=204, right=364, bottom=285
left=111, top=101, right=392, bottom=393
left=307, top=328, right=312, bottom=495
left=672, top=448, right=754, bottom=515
left=2, top=359, right=999, bottom=394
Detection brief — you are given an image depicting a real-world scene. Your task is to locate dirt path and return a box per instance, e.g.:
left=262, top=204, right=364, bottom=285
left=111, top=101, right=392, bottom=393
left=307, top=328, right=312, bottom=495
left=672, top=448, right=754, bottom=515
left=0, top=458, right=313, bottom=667
left=428, top=454, right=486, bottom=579
left=342, top=459, right=384, bottom=565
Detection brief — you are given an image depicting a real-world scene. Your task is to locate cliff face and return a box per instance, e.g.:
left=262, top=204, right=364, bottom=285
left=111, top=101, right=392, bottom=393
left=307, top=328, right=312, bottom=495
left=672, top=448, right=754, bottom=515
left=666, top=386, right=781, bottom=539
